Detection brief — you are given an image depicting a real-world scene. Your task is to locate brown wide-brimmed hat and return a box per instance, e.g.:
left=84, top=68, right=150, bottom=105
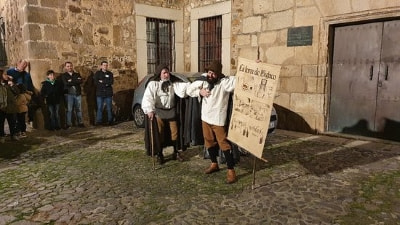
left=205, top=61, right=222, bottom=76
left=155, top=64, right=169, bottom=76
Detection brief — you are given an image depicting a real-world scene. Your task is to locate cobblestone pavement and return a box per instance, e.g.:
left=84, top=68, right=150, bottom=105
left=0, top=121, right=399, bottom=225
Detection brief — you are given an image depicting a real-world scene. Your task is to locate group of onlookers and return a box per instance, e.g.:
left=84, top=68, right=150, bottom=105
left=0, top=60, right=34, bottom=142
left=0, top=60, right=114, bottom=142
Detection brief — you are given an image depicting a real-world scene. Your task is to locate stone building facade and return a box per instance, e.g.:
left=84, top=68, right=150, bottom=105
left=0, top=0, right=399, bottom=138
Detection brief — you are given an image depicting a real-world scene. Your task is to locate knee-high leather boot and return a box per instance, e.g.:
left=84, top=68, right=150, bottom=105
left=205, top=146, right=220, bottom=174
left=172, top=141, right=184, bottom=162
left=223, top=150, right=236, bottom=184
left=157, top=149, right=165, bottom=165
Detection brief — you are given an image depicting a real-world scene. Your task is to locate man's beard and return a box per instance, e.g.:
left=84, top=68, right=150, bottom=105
left=161, top=80, right=171, bottom=93
left=207, top=76, right=217, bottom=84
left=206, top=76, right=218, bottom=91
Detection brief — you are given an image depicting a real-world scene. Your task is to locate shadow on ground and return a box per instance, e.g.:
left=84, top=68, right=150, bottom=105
left=0, top=125, right=138, bottom=163
left=235, top=133, right=400, bottom=176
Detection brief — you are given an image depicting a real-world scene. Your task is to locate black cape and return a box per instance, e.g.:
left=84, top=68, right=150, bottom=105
left=144, top=75, right=188, bottom=156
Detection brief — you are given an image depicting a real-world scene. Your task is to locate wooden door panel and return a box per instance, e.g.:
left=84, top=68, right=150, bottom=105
left=375, top=20, right=400, bottom=141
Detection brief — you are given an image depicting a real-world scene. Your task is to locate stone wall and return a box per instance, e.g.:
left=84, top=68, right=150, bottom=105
left=1, top=0, right=142, bottom=126
left=234, top=0, right=400, bottom=133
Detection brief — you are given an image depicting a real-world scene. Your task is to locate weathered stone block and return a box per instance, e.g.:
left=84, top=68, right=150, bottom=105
left=27, top=0, right=38, bottom=5
left=253, top=0, right=273, bottom=14
left=275, top=92, right=290, bottom=108
left=296, top=0, right=314, bottom=7
left=83, top=23, right=94, bottom=45
left=24, top=24, right=42, bottom=41
left=290, top=93, right=324, bottom=114
left=266, top=46, right=295, bottom=65
left=314, top=0, right=351, bottom=16
left=294, top=44, right=319, bottom=64
left=41, top=0, right=66, bottom=8
left=259, top=31, right=277, bottom=45
left=68, top=5, right=82, bottom=13
left=71, top=28, right=84, bottom=44
left=26, top=6, right=58, bottom=25
left=299, top=112, right=325, bottom=133
left=301, top=64, right=318, bottom=77
left=243, top=16, right=262, bottom=34
left=273, top=103, right=317, bottom=133
left=306, top=77, right=326, bottom=94
left=92, top=9, right=112, bottom=24
left=236, top=35, right=251, bottom=46
left=113, top=25, right=122, bottom=47
left=61, top=52, right=78, bottom=59
left=267, top=10, right=293, bottom=30
left=97, top=27, right=109, bottom=34
left=295, top=7, right=321, bottom=26
left=280, top=65, right=301, bottom=77
left=43, top=26, right=70, bottom=42
left=239, top=47, right=259, bottom=61
left=251, top=35, right=258, bottom=47
left=280, top=77, right=306, bottom=93
left=28, top=42, right=58, bottom=59
left=371, top=1, right=400, bottom=8
left=275, top=0, right=295, bottom=11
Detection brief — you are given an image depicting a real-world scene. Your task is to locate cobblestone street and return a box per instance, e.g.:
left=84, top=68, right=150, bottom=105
left=0, top=122, right=399, bottom=225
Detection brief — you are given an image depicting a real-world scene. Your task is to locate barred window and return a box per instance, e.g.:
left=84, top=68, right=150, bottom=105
left=198, top=16, right=222, bottom=72
left=0, top=17, right=7, bottom=67
left=147, top=18, right=175, bottom=74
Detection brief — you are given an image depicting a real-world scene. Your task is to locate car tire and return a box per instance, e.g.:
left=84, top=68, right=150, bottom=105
left=133, top=105, right=145, bottom=128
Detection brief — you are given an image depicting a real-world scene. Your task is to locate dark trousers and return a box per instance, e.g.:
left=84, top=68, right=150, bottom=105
left=0, top=111, right=17, bottom=136
left=15, top=112, right=27, bottom=133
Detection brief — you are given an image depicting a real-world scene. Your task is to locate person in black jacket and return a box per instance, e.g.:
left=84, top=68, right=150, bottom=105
left=40, top=70, right=63, bottom=130
left=61, top=61, right=84, bottom=129
left=93, top=61, right=114, bottom=126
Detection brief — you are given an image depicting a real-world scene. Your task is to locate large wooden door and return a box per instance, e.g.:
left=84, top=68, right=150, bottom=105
left=329, top=20, right=400, bottom=141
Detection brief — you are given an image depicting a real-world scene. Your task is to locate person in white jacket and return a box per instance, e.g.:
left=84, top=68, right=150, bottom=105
left=142, top=64, right=188, bottom=164
left=186, top=61, right=237, bottom=184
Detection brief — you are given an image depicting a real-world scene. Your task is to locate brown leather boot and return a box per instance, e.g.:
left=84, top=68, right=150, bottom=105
left=172, top=152, right=184, bottom=162
left=205, top=163, right=220, bottom=174
left=226, top=169, right=236, bottom=184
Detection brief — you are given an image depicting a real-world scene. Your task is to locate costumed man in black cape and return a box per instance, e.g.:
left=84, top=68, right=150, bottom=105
left=142, top=64, right=189, bottom=164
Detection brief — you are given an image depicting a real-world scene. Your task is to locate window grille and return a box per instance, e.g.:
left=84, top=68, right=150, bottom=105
left=146, top=18, right=175, bottom=74
left=0, top=17, right=7, bottom=67
left=198, top=16, right=222, bottom=72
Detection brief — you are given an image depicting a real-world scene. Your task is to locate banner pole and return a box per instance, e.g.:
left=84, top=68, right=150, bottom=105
left=252, top=156, right=257, bottom=190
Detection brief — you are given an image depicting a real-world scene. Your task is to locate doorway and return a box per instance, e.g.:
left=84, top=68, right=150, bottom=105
left=329, top=20, right=400, bottom=141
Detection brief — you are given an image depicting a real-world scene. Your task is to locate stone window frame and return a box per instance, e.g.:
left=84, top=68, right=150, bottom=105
left=190, top=1, right=231, bottom=74
left=135, top=4, right=184, bottom=81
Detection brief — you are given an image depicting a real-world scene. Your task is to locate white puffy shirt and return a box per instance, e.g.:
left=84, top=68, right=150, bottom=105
left=141, top=80, right=188, bottom=114
left=186, top=76, right=236, bottom=126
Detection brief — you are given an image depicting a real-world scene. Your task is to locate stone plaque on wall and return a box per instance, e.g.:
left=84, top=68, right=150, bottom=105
left=287, top=26, right=313, bottom=47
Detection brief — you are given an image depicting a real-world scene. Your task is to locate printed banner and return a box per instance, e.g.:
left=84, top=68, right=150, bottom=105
left=227, top=57, right=281, bottom=159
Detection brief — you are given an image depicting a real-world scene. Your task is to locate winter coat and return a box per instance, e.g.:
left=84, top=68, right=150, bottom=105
left=61, top=72, right=83, bottom=95
left=40, top=79, right=63, bottom=105
left=94, top=70, right=114, bottom=97
left=2, top=85, right=18, bottom=114
left=15, top=90, right=32, bottom=113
